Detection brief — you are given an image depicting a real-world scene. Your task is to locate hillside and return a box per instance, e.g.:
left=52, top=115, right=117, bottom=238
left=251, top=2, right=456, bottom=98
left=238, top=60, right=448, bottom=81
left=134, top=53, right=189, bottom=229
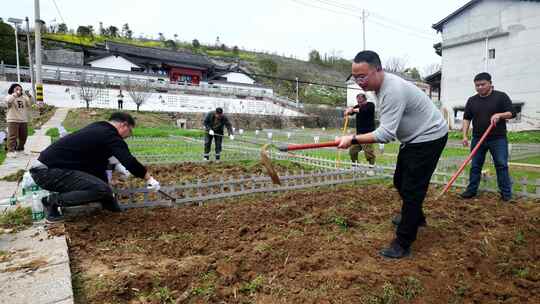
left=43, top=33, right=349, bottom=106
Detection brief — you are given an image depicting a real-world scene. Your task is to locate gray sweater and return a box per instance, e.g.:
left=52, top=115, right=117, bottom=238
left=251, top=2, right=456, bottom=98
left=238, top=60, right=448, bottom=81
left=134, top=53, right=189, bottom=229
left=373, top=73, right=448, bottom=144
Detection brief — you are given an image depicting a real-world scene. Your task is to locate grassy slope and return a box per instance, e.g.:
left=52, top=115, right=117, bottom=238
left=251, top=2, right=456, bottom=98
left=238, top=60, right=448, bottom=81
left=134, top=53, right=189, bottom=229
left=44, top=33, right=348, bottom=106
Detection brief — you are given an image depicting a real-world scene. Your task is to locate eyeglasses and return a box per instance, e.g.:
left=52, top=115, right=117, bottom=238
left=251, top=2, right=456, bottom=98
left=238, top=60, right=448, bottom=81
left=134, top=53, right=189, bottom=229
left=351, top=70, right=375, bottom=83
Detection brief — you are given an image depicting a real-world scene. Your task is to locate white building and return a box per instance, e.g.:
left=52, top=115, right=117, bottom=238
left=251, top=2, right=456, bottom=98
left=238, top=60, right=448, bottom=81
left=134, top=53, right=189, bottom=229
left=88, top=55, right=141, bottom=71
left=433, top=0, right=540, bottom=130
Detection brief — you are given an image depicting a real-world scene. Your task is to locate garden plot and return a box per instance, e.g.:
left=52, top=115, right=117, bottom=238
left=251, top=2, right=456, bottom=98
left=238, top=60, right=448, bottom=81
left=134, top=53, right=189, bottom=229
left=66, top=182, right=540, bottom=304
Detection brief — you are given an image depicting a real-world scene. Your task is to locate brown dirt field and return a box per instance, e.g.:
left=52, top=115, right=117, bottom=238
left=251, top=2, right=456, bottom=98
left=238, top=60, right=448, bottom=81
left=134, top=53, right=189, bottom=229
left=113, top=161, right=311, bottom=188
left=66, top=168, right=540, bottom=304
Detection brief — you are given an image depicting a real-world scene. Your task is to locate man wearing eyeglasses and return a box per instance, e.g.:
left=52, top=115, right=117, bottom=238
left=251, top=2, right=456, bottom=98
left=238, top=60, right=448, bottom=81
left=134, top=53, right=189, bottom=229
left=338, top=50, right=448, bottom=259
left=30, top=112, right=160, bottom=223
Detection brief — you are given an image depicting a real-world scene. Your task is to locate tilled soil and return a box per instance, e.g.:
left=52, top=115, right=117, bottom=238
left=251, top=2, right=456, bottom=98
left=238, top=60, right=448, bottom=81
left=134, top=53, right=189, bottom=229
left=112, top=161, right=310, bottom=188
left=67, top=178, right=540, bottom=303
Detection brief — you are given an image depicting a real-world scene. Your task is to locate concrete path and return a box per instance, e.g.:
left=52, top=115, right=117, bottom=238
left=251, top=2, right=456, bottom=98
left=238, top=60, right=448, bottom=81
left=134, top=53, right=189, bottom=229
left=0, top=224, right=74, bottom=304
left=0, top=108, right=74, bottom=304
left=0, top=108, right=69, bottom=206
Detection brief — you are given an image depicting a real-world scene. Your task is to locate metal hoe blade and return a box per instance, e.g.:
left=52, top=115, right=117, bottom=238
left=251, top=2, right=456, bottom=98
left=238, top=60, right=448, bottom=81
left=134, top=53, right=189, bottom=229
left=261, top=144, right=281, bottom=185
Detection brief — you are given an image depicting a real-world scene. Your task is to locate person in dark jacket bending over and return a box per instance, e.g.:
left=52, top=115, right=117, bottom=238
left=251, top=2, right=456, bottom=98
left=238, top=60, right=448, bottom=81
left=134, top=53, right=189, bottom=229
left=30, top=112, right=160, bottom=222
left=203, top=107, right=233, bottom=161
left=460, top=72, right=515, bottom=201
left=337, top=50, right=448, bottom=259
left=344, top=92, right=376, bottom=167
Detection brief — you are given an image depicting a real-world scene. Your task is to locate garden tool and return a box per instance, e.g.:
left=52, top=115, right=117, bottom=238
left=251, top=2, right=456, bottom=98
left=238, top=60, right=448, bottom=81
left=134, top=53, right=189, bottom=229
left=277, top=139, right=341, bottom=152
left=437, top=122, right=495, bottom=199
left=336, top=115, right=350, bottom=167
left=207, top=131, right=282, bottom=185
left=260, top=144, right=281, bottom=185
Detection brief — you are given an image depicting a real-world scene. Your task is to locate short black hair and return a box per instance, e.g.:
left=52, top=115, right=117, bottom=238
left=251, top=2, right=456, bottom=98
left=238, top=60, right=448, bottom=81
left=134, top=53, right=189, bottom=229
left=109, top=112, right=136, bottom=127
left=356, top=93, right=366, bottom=99
left=216, top=107, right=223, bottom=114
left=474, top=72, right=492, bottom=82
left=353, top=50, right=382, bottom=70
left=7, top=83, right=22, bottom=94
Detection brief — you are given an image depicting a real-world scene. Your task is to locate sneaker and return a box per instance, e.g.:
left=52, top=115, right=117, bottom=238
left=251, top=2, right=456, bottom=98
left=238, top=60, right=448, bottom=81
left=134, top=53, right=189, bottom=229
left=379, top=239, right=411, bottom=259
left=42, top=196, right=64, bottom=223
left=501, top=195, right=513, bottom=203
left=45, top=213, right=65, bottom=223
left=460, top=191, right=477, bottom=199
left=6, top=152, right=17, bottom=158
left=203, top=156, right=209, bottom=161
left=391, top=214, right=427, bottom=227
left=102, top=199, right=123, bottom=212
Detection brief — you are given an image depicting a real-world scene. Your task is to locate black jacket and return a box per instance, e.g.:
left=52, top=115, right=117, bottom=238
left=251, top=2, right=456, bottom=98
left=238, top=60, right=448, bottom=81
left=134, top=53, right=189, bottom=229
left=38, top=121, right=147, bottom=182
left=203, top=111, right=233, bottom=135
left=349, top=102, right=376, bottom=134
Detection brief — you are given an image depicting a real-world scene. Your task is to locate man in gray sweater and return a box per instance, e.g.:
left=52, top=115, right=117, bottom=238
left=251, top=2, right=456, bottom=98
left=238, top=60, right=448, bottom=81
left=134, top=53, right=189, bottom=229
left=338, top=50, right=448, bottom=259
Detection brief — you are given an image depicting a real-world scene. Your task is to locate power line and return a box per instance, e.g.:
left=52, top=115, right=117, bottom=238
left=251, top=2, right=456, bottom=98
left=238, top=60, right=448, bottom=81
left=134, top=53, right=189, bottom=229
left=297, top=0, right=435, bottom=39
left=51, top=0, right=67, bottom=25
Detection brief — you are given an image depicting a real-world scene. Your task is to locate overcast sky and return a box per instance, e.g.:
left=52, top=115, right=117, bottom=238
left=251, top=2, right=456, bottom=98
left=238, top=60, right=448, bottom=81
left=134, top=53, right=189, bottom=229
left=3, top=0, right=470, bottom=74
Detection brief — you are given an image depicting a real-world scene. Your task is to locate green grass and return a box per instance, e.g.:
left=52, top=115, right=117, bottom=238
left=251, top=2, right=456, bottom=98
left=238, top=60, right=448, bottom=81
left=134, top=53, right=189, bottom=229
left=0, top=146, right=5, bottom=166
left=449, top=130, right=540, bottom=143
left=46, top=127, right=60, bottom=141
left=515, top=155, right=540, bottom=165
left=0, top=207, right=33, bottom=230
left=132, top=127, right=204, bottom=138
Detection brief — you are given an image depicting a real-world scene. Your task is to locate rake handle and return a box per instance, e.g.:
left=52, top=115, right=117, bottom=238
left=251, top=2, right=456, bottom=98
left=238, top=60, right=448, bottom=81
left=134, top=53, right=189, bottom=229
left=279, top=139, right=340, bottom=152
left=438, top=122, right=496, bottom=198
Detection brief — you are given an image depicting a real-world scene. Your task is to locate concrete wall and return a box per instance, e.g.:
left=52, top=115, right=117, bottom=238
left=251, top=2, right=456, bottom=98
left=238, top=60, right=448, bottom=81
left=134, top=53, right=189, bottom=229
left=0, top=80, right=304, bottom=117
left=43, top=49, right=84, bottom=65
left=88, top=55, right=140, bottom=71
left=440, top=0, right=540, bottom=130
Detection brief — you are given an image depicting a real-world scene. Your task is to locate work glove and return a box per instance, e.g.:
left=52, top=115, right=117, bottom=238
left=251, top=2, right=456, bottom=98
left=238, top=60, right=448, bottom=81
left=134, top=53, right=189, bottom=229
left=208, top=129, right=215, bottom=136
left=115, top=163, right=131, bottom=180
left=146, top=177, right=161, bottom=192
left=229, top=135, right=235, bottom=140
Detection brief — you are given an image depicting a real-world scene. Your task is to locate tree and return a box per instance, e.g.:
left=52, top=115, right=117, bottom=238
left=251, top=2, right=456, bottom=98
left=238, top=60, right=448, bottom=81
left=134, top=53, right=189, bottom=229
left=404, top=67, right=422, bottom=80
left=57, top=23, right=68, bottom=33
left=158, top=32, right=165, bottom=41
left=124, top=78, right=152, bottom=112
left=173, top=33, right=178, bottom=41
left=78, top=71, right=104, bottom=110
left=384, top=57, right=408, bottom=73
left=107, top=25, right=118, bottom=37
left=122, top=23, right=131, bottom=38
left=164, top=39, right=177, bottom=50
left=76, top=25, right=92, bottom=36
left=0, top=20, right=27, bottom=65
left=220, top=43, right=227, bottom=51
left=308, top=50, right=322, bottom=64
left=192, top=39, right=200, bottom=49
left=232, top=46, right=239, bottom=56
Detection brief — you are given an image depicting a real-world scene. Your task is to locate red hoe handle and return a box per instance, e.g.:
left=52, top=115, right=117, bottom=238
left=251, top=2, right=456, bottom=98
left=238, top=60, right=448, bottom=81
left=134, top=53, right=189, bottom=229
left=278, top=139, right=341, bottom=152
left=438, top=122, right=496, bottom=198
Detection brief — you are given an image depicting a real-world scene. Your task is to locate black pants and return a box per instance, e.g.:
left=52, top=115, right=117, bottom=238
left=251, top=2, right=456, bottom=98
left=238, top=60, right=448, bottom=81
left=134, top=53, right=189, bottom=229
left=393, top=134, right=447, bottom=248
left=30, top=167, right=121, bottom=211
left=118, top=100, right=123, bottom=109
left=204, top=134, right=223, bottom=160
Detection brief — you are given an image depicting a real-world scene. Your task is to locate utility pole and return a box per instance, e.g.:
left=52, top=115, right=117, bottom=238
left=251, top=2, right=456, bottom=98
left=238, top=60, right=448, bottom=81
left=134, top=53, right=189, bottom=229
left=34, top=0, right=44, bottom=105
left=7, top=18, right=22, bottom=82
left=25, top=17, right=36, bottom=102
left=362, top=9, right=366, bottom=50
left=295, top=76, right=299, bottom=104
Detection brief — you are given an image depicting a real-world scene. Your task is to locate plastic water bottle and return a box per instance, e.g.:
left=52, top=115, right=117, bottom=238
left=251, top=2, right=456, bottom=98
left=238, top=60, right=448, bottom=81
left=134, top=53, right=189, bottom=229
left=32, top=192, right=45, bottom=221
left=59, top=125, right=68, bottom=137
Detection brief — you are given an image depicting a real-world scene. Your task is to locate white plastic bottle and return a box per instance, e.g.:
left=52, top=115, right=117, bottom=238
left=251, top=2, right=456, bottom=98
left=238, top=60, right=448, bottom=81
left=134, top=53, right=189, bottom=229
left=32, top=192, right=45, bottom=221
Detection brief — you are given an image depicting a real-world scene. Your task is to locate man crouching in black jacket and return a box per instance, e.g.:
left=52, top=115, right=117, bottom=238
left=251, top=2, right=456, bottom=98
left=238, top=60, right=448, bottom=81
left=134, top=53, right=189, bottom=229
left=30, top=112, right=160, bottom=223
